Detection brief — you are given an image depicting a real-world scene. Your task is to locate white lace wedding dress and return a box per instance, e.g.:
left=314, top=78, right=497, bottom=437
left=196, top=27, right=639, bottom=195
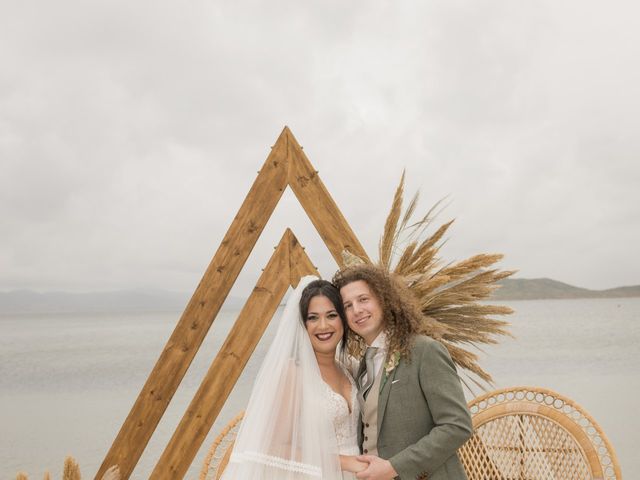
left=221, top=276, right=361, bottom=480
left=323, top=363, right=361, bottom=480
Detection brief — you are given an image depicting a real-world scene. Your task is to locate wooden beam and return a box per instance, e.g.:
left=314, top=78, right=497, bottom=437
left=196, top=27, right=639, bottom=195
left=150, top=229, right=318, bottom=478
left=96, top=130, right=291, bottom=480
left=96, top=127, right=369, bottom=479
left=288, top=228, right=319, bottom=287
left=285, top=128, right=370, bottom=265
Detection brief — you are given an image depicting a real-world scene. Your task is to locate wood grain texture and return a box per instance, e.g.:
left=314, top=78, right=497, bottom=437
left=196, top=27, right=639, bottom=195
left=96, top=126, right=369, bottom=479
left=150, top=229, right=318, bottom=478
left=95, top=130, right=291, bottom=480
left=285, top=129, right=370, bottom=265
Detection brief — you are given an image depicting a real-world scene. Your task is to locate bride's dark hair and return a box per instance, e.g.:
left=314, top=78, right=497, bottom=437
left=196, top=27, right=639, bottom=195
left=299, top=279, right=348, bottom=351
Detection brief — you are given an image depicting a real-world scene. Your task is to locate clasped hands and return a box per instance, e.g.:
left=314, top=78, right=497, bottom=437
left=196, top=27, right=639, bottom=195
left=352, top=454, right=398, bottom=480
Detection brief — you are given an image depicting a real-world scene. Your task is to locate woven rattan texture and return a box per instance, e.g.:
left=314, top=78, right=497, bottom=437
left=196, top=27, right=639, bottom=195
left=199, top=411, right=243, bottom=480
left=202, top=387, right=622, bottom=480
left=458, top=386, right=621, bottom=480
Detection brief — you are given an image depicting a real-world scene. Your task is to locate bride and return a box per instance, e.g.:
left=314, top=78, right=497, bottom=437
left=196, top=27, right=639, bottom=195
left=221, top=276, right=367, bottom=479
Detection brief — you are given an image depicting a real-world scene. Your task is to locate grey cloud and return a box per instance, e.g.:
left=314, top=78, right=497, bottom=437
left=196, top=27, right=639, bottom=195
left=1, top=0, right=638, bottom=293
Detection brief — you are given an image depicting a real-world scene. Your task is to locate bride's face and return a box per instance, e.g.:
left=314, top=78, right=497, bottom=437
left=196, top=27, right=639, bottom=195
left=304, top=294, right=344, bottom=355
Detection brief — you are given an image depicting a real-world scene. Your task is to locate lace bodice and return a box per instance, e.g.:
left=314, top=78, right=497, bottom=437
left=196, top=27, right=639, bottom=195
left=322, top=363, right=360, bottom=456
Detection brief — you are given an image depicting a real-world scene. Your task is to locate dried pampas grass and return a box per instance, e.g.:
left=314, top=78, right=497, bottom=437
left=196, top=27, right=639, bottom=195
left=15, top=458, right=119, bottom=480
left=99, top=466, right=120, bottom=480
left=351, top=173, right=515, bottom=390
left=62, top=457, right=81, bottom=480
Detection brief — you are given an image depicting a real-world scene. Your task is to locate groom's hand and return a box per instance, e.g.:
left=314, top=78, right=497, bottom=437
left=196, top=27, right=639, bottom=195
left=354, top=455, right=398, bottom=480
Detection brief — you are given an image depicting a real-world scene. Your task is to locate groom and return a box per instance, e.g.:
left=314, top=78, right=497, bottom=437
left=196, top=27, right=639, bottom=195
left=334, top=264, right=473, bottom=480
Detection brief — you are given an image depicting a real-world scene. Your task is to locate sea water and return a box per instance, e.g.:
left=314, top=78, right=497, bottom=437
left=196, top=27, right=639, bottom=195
left=1, top=298, right=638, bottom=478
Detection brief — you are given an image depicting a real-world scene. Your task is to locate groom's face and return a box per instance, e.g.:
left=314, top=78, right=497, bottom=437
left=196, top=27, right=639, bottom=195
left=340, top=280, right=385, bottom=346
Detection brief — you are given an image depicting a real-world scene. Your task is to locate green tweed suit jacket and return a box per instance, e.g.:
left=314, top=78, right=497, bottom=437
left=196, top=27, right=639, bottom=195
left=357, top=335, right=473, bottom=480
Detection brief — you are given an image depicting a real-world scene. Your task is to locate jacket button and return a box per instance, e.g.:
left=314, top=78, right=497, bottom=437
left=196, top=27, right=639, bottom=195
left=365, top=423, right=370, bottom=427
left=363, top=449, right=368, bottom=453
left=364, top=436, right=368, bottom=441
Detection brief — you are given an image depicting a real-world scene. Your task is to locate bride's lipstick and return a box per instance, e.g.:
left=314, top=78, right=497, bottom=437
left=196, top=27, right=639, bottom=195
left=315, top=332, right=334, bottom=341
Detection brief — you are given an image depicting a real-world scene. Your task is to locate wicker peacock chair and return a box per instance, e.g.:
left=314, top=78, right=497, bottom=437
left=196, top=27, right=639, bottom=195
left=459, top=386, right=622, bottom=480
left=200, top=386, right=621, bottom=480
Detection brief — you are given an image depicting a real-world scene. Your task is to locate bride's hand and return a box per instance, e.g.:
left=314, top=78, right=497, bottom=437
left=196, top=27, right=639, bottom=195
left=340, top=455, right=370, bottom=473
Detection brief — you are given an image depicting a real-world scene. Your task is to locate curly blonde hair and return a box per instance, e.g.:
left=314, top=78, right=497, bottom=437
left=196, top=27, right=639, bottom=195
left=333, top=264, right=438, bottom=360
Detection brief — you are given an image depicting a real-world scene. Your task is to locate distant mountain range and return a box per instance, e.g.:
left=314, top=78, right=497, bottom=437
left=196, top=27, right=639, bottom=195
left=492, top=278, right=640, bottom=301
left=1, top=278, right=638, bottom=313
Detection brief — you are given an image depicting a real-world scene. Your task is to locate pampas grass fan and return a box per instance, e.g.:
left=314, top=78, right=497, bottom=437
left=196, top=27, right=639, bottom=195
left=344, top=173, right=516, bottom=392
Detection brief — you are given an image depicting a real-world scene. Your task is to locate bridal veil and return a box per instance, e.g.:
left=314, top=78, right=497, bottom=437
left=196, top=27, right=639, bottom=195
left=221, top=275, right=343, bottom=480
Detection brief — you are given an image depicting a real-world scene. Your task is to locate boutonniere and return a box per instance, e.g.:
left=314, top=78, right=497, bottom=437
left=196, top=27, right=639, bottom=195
left=384, top=351, right=401, bottom=376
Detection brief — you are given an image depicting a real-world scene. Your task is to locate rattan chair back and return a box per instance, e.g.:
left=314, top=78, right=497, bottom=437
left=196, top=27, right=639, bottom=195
left=458, top=386, right=621, bottom=479
left=201, top=387, right=622, bottom=480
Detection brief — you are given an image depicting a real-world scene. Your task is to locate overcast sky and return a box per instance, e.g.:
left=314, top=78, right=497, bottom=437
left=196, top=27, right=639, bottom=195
left=1, top=0, right=638, bottom=297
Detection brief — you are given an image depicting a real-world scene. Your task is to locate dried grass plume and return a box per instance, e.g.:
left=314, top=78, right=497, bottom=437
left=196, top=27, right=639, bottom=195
left=62, top=457, right=81, bottom=480
left=345, top=173, right=515, bottom=390
left=100, top=466, right=121, bottom=480
left=15, top=457, right=119, bottom=480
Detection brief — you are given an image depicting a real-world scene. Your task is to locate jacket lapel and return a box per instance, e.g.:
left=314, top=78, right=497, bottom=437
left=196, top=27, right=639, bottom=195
left=377, top=361, right=399, bottom=436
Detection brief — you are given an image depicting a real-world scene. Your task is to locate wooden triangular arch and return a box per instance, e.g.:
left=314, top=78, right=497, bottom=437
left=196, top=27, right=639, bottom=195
left=96, top=127, right=370, bottom=479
